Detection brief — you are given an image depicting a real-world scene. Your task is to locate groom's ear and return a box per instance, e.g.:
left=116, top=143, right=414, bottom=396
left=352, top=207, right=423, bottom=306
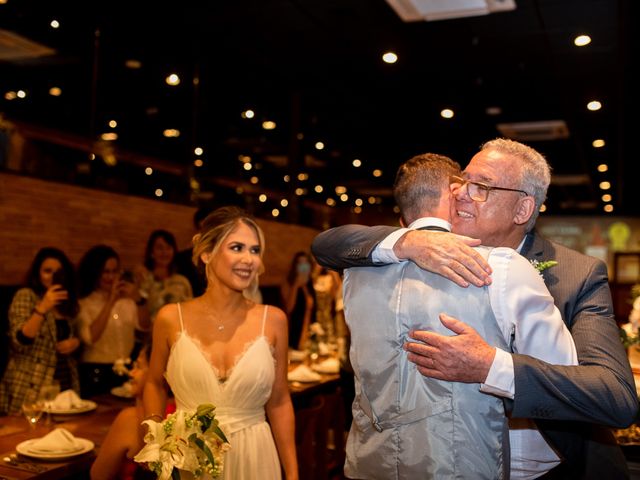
left=513, top=195, right=535, bottom=226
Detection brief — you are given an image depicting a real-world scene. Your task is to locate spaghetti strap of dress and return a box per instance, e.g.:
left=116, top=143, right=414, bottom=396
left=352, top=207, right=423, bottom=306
left=261, top=305, right=268, bottom=337
left=177, top=302, right=185, bottom=332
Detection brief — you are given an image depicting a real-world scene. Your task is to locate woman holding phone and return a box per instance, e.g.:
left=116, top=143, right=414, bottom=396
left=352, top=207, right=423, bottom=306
left=0, top=247, right=81, bottom=415
left=76, top=245, right=150, bottom=397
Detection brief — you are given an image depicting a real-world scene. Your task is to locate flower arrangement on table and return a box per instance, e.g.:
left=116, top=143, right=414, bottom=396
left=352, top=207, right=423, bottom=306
left=620, top=283, right=640, bottom=350
left=134, top=403, right=230, bottom=480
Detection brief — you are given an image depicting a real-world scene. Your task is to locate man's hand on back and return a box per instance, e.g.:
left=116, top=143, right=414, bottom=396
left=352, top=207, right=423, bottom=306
left=404, top=314, right=496, bottom=383
left=393, top=230, right=492, bottom=287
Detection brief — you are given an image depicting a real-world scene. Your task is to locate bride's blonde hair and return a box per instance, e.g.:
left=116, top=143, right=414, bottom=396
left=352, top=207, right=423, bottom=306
left=192, top=206, right=265, bottom=293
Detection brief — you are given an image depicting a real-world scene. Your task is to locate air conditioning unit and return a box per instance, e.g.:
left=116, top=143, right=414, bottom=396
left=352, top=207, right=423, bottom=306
left=385, top=0, right=516, bottom=22
left=497, top=120, right=570, bottom=141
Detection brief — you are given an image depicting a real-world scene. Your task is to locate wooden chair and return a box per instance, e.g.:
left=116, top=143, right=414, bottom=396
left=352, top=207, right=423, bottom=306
left=320, top=388, right=347, bottom=478
left=295, top=395, right=327, bottom=480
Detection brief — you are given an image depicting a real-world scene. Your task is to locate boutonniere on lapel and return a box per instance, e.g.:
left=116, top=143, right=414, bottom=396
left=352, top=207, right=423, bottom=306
left=530, top=259, right=558, bottom=275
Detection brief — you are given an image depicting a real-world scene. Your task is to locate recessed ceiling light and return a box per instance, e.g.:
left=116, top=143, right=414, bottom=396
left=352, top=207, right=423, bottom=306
left=587, top=100, right=602, bottom=111
left=382, top=52, right=398, bottom=64
left=574, top=35, right=591, bottom=47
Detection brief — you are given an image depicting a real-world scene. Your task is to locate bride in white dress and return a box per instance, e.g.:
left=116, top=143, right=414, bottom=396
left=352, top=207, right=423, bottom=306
left=143, top=206, right=298, bottom=479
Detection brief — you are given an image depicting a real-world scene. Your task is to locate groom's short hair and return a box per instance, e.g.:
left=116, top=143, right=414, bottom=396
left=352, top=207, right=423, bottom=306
left=393, top=153, right=461, bottom=222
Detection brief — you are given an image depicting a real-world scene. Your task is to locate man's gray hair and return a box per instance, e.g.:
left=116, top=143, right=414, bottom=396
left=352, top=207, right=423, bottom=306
left=480, top=138, right=551, bottom=232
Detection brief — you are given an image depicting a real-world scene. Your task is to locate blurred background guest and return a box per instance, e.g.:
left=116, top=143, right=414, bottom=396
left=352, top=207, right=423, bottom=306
left=135, top=229, right=193, bottom=324
left=77, top=244, right=150, bottom=398
left=280, top=251, right=316, bottom=351
left=175, top=206, right=211, bottom=297
left=312, top=263, right=343, bottom=347
left=90, top=343, right=156, bottom=480
left=0, top=247, right=80, bottom=415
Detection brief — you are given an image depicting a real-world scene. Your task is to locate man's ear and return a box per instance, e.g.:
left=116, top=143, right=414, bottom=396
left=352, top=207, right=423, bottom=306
left=514, top=196, right=535, bottom=226
left=399, top=217, right=407, bottom=228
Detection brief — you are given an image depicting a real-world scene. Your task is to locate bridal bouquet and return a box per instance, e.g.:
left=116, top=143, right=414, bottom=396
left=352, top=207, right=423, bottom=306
left=134, top=404, right=230, bottom=480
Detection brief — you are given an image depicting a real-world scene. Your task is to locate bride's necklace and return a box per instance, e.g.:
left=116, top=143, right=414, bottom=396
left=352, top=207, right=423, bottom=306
left=201, top=297, right=247, bottom=332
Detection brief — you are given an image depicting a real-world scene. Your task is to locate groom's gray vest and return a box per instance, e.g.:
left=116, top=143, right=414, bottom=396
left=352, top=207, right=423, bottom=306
left=343, top=246, right=510, bottom=480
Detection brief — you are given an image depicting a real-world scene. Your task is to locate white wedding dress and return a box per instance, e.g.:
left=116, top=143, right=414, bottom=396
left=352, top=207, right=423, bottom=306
left=166, top=304, right=282, bottom=479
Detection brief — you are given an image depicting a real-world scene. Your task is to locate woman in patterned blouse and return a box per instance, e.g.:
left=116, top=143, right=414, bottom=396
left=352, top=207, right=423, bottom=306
left=0, top=247, right=81, bottom=415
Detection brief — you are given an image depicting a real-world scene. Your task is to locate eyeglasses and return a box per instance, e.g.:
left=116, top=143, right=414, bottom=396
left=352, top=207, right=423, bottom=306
left=449, top=175, right=529, bottom=203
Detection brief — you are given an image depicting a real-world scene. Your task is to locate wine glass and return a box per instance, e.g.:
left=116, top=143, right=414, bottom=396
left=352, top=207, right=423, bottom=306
left=39, top=380, right=61, bottom=426
left=22, top=388, right=44, bottom=431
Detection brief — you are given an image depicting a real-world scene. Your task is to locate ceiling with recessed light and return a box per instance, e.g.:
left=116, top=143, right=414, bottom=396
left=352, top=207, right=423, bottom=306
left=0, top=0, right=637, bottom=228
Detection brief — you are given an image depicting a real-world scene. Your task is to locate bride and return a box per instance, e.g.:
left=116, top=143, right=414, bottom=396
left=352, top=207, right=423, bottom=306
left=143, top=206, right=298, bottom=479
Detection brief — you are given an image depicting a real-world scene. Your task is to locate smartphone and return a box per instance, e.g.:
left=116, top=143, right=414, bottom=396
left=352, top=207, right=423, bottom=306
left=52, top=269, right=66, bottom=287
left=120, top=270, right=135, bottom=283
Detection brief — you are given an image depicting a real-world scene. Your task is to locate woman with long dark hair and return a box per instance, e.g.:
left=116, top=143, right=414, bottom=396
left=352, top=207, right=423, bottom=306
left=0, top=247, right=81, bottom=414
left=136, top=229, right=193, bottom=322
left=77, top=245, right=150, bottom=397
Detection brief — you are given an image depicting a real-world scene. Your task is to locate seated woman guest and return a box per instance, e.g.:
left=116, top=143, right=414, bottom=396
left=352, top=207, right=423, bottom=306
left=143, top=206, right=298, bottom=479
left=0, top=247, right=81, bottom=415
left=77, top=245, right=150, bottom=397
left=90, top=344, right=156, bottom=480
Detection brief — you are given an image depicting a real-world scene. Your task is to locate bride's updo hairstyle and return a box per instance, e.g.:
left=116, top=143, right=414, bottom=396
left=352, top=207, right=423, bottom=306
left=192, top=206, right=266, bottom=285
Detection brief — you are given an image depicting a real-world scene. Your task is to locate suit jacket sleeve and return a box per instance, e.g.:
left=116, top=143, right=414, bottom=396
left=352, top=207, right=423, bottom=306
left=510, top=256, right=638, bottom=428
left=311, top=224, right=400, bottom=270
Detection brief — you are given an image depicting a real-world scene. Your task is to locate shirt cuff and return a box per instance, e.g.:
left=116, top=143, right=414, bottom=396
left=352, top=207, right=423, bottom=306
left=480, top=348, right=514, bottom=399
left=372, top=228, right=409, bottom=264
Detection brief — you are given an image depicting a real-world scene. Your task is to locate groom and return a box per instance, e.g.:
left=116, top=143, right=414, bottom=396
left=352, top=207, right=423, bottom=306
left=312, top=138, right=637, bottom=479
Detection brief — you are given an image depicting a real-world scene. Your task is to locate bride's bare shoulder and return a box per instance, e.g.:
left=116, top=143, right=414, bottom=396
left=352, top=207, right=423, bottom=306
left=256, top=303, right=287, bottom=326
left=154, top=303, right=183, bottom=330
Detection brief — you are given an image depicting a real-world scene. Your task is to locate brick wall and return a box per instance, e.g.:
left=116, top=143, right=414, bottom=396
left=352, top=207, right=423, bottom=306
left=0, top=172, right=320, bottom=288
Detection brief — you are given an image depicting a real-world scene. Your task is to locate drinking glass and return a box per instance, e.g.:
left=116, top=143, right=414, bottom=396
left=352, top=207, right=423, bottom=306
left=22, top=388, right=44, bottom=430
left=39, top=380, right=61, bottom=426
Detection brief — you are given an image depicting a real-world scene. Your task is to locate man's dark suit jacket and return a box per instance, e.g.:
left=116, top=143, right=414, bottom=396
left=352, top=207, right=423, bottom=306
left=311, top=225, right=639, bottom=479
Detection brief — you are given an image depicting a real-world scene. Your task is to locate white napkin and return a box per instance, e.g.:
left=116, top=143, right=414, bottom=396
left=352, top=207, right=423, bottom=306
left=287, top=364, right=321, bottom=383
left=51, top=389, right=85, bottom=410
left=312, top=357, right=340, bottom=373
left=318, top=342, right=331, bottom=356
left=28, top=428, right=83, bottom=453
left=288, top=349, right=306, bottom=362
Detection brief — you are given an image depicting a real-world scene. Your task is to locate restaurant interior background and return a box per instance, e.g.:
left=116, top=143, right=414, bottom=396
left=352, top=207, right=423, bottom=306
left=1, top=0, right=639, bottom=319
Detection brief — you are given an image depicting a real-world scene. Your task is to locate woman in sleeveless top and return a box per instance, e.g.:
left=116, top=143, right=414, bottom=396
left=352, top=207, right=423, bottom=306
left=143, top=206, right=298, bottom=480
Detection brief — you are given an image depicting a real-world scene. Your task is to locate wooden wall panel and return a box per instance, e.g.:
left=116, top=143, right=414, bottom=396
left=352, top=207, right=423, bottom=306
left=0, top=173, right=320, bottom=287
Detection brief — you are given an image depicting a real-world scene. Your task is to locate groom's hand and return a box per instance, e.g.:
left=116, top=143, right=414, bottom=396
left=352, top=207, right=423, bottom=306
left=404, top=314, right=496, bottom=383
left=393, top=230, right=492, bottom=288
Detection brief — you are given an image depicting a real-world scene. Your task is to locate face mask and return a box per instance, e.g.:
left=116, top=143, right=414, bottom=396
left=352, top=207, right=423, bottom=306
left=297, top=262, right=311, bottom=275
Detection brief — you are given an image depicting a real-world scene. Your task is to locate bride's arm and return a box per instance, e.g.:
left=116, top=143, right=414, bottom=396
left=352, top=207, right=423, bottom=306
left=142, top=304, right=174, bottom=421
left=265, top=306, right=299, bottom=480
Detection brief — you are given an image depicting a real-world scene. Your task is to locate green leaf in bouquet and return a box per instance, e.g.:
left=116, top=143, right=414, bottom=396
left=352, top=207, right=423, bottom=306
left=208, top=418, right=229, bottom=443
left=189, top=433, right=217, bottom=471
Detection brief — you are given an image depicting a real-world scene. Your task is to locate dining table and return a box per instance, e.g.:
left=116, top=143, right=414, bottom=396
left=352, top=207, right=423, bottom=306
left=0, top=358, right=345, bottom=480
left=0, top=393, right=132, bottom=480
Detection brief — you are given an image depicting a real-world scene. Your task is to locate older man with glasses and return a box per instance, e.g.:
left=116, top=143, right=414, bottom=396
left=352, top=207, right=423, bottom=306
left=312, top=138, right=637, bottom=479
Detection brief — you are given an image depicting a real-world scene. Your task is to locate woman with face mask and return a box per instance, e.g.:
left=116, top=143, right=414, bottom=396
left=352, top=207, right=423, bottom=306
left=280, top=251, right=317, bottom=351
